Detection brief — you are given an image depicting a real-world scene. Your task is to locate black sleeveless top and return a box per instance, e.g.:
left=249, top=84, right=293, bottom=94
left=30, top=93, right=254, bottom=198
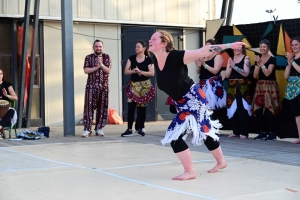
left=153, top=50, right=194, bottom=101
left=199, top=55, right=221, bottom=79
left=290, top=57, right=300, bottom=76
left=229, top=56, right=246, bottom=79
left=256, top=56, right=276, bottom=81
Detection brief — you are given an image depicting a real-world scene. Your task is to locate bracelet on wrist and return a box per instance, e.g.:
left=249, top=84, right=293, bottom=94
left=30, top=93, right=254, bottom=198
left=205, top=64, right=209, bottom=69
left=133, top=69, right=136, bottom=74
left=7, top=95, right=11, bottom=99
left=234, top=66, right=238, bottom=70
left=226, top=43, right=231, bottom=49
left=261, top=65, right=266, bottom=69
left=291, top=61, right=296, bottom=65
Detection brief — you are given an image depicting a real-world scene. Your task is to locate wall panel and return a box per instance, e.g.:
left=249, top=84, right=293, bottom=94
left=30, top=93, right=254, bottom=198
left=118, top=0, right=130, bottom=21
left=0, top=0, right=211, bottom=27
left=43, top=21, right=121, bottom=126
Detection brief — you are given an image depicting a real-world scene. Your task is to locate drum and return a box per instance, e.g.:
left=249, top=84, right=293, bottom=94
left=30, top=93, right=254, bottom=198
left=0, top=100, right=9, bottom=118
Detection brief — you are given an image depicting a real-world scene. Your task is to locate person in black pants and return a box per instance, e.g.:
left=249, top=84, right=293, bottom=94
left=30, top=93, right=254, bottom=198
left=121, top=41, right=155, bottom=137
left=0, top=68, right=18, bottom=139
left=225, top=45, right=252, bottom=139
left=149, top=30, right=246, bottom=180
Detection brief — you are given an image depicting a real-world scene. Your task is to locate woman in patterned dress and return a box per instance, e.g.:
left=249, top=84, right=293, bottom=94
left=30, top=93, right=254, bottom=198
left=121, top=41, right=155, bottom=137
left=195, top=39, right=226, bottom=119
left=285, top=37, right=300, bottom=144
left=225, top=45, right=252, bottom=139
left=252, top=39, right=281, bottom=141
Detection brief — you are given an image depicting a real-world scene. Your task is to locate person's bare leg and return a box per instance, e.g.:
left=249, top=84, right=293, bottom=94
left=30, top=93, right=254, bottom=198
left=292, top=116, right=300, bottom=144
left=173, top=148, right=196, bottom=180
left=208, top=146, right=227, bottom=173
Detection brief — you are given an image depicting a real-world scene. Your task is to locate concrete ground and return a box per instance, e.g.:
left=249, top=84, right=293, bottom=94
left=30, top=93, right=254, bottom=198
left=0, top=121, right=299, bottom=200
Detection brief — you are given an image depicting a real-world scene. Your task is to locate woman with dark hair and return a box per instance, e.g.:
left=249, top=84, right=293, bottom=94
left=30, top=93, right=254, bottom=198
left=252, top=39, right=281, bottom=141
left=0, top=69, right=18, bottom=139
left=225, top=43, right=252, bottom=139
left=285, top=37, right=300, bottom=144
left=121, top=41, right=155, bottom=137
left=195, top=39, right=225, bottom=118
left=149, top=30, right=246, bottom=180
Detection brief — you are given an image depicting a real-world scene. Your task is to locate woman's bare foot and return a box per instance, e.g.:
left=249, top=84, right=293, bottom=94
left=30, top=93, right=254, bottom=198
left=291, top=139, right=300, bottom=144
left=172, top=171, right=196, bottom=180
left=208, top=161, right=227, bottom=173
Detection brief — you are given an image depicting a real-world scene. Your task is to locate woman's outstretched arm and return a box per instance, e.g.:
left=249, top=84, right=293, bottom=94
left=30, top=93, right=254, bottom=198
left=184, top=42, right=246, bottom=65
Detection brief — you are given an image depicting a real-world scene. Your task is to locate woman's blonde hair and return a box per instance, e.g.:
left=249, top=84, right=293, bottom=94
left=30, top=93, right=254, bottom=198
left=157, top=30, right=175, bottom=52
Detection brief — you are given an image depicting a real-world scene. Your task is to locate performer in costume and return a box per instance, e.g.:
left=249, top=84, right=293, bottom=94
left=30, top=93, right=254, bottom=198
left=0, top=68, right=18, bottom=139
left=225, top=44, right=252, bottom=139
left=82, top=40, right=112, bottom=137
left=252, top=39, right=281, bottom=141
left=121, top=41, right=155, bottom=137
left=285, top=37, right=300, bottom=144
left=149, top=30, right=246, bottom=180
left=195, top=39, right=226, bottom=119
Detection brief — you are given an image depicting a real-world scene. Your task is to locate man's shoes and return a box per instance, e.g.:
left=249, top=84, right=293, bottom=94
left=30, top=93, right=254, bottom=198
left=96, top=129, right=104, bottom=136
left=121, top=129, right=133, bottom=137
left=81, top=130, right=91, bottom=138
left=265, top=132, right=277, bottom=141
left=254, top=132, right=267, bottom=140
left=138, top=128, right=145, bottom=137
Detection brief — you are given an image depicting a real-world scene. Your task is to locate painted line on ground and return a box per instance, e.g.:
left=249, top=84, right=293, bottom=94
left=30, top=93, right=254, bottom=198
left=0, top=147, right=219, bottom=200
left=0, top=166, right=69, bottom=173
left=99, top=157, right=240, bottom=171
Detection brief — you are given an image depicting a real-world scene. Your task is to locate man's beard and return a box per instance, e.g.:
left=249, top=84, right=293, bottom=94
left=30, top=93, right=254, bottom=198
left=94, top=51, right=102, bottom=55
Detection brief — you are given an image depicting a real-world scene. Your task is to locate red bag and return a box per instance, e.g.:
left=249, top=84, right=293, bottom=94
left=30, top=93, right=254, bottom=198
left=108, top=108, right=123, bottom=124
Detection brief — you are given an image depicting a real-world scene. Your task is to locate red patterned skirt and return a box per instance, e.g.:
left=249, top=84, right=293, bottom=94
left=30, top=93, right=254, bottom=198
left=252, top=80, right=281, bottom=115
left=125, top=79, right=155, bottom=107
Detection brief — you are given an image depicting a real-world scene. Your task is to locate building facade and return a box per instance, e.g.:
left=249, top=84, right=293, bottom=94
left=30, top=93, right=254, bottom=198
left=0, top=0, right=214, bottom=126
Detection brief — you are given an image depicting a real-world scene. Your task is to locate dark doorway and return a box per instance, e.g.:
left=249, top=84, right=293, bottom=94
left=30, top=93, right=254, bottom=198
left=121, top=26, right=156, bottom=121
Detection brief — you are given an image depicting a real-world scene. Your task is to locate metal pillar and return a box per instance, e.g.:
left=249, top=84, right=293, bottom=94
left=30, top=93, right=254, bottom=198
left=26, top=0, right=40, bottom=127
left=226, top=0, right=235, bottom=25
left=61, top=0, right=75, bottom=136
left=220, top=0, right=228, bottom=18
left=17, top=0, right=31, bottom=128
left=11, top=19, right=18, bottom=93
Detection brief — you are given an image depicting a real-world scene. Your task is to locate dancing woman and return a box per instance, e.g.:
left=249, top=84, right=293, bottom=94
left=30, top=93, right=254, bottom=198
left=149, top=30, right=246, bottom=180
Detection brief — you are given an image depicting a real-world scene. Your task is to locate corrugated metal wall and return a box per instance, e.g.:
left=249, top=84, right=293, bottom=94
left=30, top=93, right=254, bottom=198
left=0, top=0, right=212, bottom=27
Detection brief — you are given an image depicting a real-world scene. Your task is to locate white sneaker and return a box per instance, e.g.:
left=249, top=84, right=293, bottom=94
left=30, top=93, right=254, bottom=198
left=96, top=129, right=104, bottom=136
left=81, top=130, right=91, bottom=138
